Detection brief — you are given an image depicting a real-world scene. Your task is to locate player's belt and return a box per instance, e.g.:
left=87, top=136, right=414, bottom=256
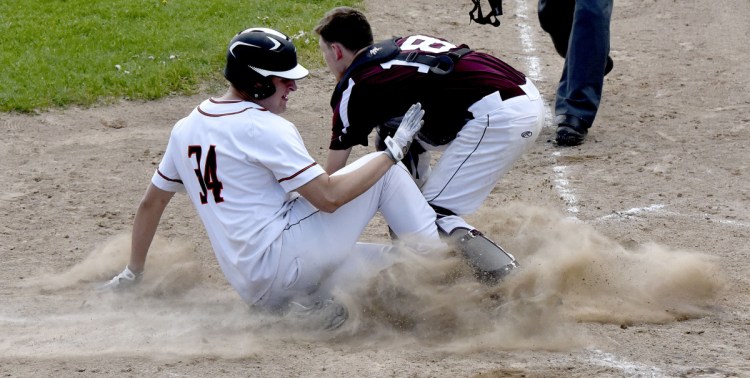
left=498, top=86, right=526, bottom=101
left=468, top=78, right=539, bottom=119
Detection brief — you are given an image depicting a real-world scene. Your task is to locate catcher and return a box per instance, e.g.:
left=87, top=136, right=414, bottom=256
left=314, top=7, right=544, bottom=283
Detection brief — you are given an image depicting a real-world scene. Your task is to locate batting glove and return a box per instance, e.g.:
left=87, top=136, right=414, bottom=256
left=98, top=265, right=143, bottom=290
left=384, top=103, right=425, bottom=163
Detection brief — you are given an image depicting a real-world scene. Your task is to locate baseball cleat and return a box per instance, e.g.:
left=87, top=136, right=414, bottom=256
left=448, top=228, right=519, bottom=284
left=286, top=298, right=349, bottom=331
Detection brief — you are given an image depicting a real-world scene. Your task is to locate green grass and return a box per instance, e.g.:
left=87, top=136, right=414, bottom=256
left=0, top=0, right=361, bottom=112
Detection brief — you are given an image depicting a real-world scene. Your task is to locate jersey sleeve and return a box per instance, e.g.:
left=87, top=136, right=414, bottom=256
left=151, top=134, right=186, bottom=193
left=256, top=119, right=325, bottom=192
left=329, top=79, right=377, bottom=150
left=329, top=112, right=373, bottom=150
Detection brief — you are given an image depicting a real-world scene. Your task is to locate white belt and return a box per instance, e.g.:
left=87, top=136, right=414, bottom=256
left=468, top=78, right=540, bottom=119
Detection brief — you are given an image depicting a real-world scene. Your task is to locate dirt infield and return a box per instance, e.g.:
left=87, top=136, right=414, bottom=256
left=1, top=0, right=748, bottom=376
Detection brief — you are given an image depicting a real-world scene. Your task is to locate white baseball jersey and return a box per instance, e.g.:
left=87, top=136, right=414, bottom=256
left=152, top=98, right=325, bottom=304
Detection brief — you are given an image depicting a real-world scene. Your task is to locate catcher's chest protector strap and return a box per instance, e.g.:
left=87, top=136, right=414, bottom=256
left=395, top=47, right=472, bottom=75
left=470, top=0, right=503, bottom=27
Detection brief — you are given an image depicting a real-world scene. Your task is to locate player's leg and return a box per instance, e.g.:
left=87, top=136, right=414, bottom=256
left=326, top=152, right=442, bottom=248
left=549, top=0, right=614, bottom=145
left=421, top=82, right=544, bottom=282
left=261, top=153, right=442, bottom=313
left=557, top=0, right=613, bottom=124
left=422, top=83, right=543, bottom=219
left=537, top=0, right=575, bottom=58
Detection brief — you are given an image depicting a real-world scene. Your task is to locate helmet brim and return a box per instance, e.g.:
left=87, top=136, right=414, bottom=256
left=250, top=64, right=309, bottom=80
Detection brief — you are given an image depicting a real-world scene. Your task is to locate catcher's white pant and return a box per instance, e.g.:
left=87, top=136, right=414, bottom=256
left=255, top=152, right=442, bottom=311
left=416, top=79, right=544, bottom=233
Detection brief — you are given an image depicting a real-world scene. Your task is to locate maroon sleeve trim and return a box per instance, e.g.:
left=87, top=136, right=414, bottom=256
left=157, top=169, right=183, bottom=184
left=197, top=105, right=268, bottom=117
left=278, top=162, right=318, bottom=183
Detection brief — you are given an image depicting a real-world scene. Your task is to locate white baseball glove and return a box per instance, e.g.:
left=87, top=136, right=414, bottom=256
left=384, top=103, right=425, bottom=162
left=98, top=265, right=142, bottom=290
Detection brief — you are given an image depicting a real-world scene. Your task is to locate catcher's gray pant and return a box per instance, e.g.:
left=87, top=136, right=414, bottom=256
left=254, top=152, right=443, bottom=312
left=416, top=79, right=544, bottom=233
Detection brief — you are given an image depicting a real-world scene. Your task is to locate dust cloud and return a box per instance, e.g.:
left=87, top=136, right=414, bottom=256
left=343, top=203, right=726, bottom=352
left=22, top=233, right=201, bottom=295
left=2, top=203, right=726, bottom=358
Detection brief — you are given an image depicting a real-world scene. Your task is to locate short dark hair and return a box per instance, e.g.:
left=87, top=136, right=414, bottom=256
left=314, top=7, right=374, bottom=51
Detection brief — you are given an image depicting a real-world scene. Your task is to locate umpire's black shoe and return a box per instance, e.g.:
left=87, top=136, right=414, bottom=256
left=605, top=56, right=614, bottom=76
left=555, top=114, right=590, bottom=147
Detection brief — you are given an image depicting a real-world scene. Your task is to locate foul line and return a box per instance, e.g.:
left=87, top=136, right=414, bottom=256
left=594, top=204, right=750, bottom=229
left=514, top=2, right=749, bottom=230
left=588, top=349, right=664, bottom=376
left=514, top=0, right=579, bottom=216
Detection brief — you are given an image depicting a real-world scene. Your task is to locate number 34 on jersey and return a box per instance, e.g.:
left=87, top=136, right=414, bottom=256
left=188, top=145, right=224, bottom=204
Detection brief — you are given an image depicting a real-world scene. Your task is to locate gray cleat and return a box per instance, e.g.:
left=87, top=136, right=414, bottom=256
left=286, top=298, right=349, bottom=331
left=448, top=228, right=519, bottom=284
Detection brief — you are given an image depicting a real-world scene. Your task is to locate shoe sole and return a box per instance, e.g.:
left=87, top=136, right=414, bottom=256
left=556, top=126, right=587, bottom=146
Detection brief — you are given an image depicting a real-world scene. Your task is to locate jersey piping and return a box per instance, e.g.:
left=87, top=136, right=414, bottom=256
left=278, top=162, right=319, bottom=183
left=156, top=168, right=182, bottom=183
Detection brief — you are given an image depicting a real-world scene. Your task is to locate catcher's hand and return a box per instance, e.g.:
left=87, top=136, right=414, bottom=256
left=384, top=103, right=424, bottom=162
left=98, top=265, right=142, bottom=290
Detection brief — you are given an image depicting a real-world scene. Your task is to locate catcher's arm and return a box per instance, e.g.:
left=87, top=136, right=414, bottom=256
left=325, top=148, right=352, bottom=174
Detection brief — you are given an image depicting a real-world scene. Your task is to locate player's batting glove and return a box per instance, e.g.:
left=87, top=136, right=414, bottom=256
left=98, top=265, right=143, bottom=290
left=384, top=103, right=425, bottom=163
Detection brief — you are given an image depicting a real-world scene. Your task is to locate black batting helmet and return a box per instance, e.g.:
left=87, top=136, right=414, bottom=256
left=224, top=28, right=309, bottom=99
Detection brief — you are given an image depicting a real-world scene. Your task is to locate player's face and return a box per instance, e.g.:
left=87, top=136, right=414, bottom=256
left=319, top=36, right=345, bottom=81
left=259, top=76, right=297, bottom=114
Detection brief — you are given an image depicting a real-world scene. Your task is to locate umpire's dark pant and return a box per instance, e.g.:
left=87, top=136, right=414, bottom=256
left=538, top=0, right=613, bottom=127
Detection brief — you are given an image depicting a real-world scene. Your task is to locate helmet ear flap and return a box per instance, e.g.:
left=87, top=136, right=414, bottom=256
left=247, top=77, right=276, bottom=100
left=224, top=61, right=276, bottom=100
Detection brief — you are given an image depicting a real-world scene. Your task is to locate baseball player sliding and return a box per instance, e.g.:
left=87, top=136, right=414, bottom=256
left=314, top=7, right=544, bottom=282
left=102, top=28, right=444, bottom=331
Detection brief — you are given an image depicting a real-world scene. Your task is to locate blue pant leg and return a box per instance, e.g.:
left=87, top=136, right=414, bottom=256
left=539, top=0, right=613, bottom=126
left=538, top=0, right=575, bottom=57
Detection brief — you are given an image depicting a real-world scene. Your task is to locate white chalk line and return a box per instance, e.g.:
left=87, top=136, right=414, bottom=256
left=514, top=0, right=579, bottom=218
left=513, top=4, right=749, bottom=231
left=513, top=2, right=663, bottom=377
left=552, top=161, right=579, bottom=214
left=512, top=5, right=745, bottom=376
left=513, top=0, right=553, bottom=128
left=588, top=349, right=665, bottom=377
left=597, top=204, right=666, bottom=220
left=0, top=316, right=32, bottom=324
left=594, top=204, right=750, bottom=229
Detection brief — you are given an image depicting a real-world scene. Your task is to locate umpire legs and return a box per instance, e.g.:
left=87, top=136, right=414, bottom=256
left=538, top=0, right=613, bottom=125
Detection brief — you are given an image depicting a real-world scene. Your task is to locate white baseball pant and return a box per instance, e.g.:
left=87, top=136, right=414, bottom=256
left=255, top=152, right=443, bottom=311
left=416, top=79, right=544, bottom=233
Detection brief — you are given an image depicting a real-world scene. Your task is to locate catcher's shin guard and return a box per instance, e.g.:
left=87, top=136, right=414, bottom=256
left=448, top=228, right=518, bottom=284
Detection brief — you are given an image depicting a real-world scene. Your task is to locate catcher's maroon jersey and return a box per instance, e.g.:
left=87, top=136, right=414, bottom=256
left=329, top=35, right=527, bottom=150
